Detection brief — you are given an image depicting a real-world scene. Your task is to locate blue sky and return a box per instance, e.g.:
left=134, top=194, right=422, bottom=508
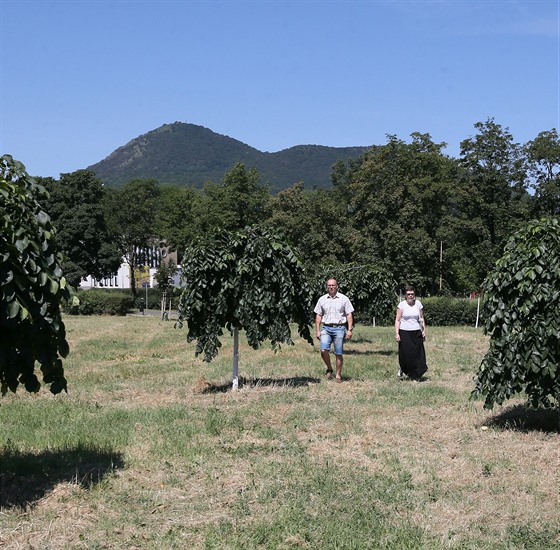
left=1, top=0, right=558, bottom=179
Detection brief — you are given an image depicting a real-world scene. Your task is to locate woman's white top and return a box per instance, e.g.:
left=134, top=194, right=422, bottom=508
left=398, top=299, right=423, bottom=331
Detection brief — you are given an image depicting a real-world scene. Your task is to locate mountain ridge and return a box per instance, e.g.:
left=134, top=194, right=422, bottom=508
left=87, top=122, right=371, bottom=192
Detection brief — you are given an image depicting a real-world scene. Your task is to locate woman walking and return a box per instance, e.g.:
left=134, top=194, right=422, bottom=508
left=394, top=286, right=428, bottom=380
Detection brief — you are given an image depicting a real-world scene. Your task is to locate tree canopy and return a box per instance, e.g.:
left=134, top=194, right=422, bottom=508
left=40, top=170, right=122, bottom=287
left=176, top=226, right=314, bottom=386
left=472, top=217, right=560, bottom=409
left=31, top=119, right=560, bottom=297
left=1, top=155, right=73, bottom=394
left=309, top=263, right=395, bottom=325
left=104, top=178, right=161, bottom=296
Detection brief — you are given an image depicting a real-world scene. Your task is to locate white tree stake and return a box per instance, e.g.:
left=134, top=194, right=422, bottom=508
left=232, top=326, right=239, bottom=390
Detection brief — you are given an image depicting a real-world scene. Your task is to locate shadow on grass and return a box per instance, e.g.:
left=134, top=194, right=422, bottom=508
left=0, top=444, right=125, bottom=509
left=200, top=375, right=321, bottom=393
left=346, top=348, right=396, bottom=356
left=485, top=404, right=559, bottom=433
left=348, top=335, right=374, bottom=344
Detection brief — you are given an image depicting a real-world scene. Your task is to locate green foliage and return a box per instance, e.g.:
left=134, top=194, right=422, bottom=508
left=336, top=133, right=460, bottom=294
left=39, top=170, right=122, bottom=287
left=454, top=118, right=530, bottom=286
left=0, top=155, right=73, bottom=394
left=472, top=217, right=560, bottom=409
left=64, top=289, right=134, bottom=316
left=525, top=129, right=560, bottom=217
left=420, top=296, right=479, bottom=326
left=176, top=226, right=314, bottom=362
left=267, top=182, right=349, bottom=265
left=310, top=263, right=395, bottom=325
left=153, top=259, right=177, bottom=294
left=103, top=178, right=161, bottom=296
left=87, top=122, right=367, bottom=192
left=195, top=162, right=271, bottom=236
left=154, top=184, right=199, bottom=252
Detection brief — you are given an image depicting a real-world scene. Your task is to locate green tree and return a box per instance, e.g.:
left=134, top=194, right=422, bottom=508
left=176, top=226, right=314, bottom=388
left=310, top=264, right=396, bottom=325
left=104, top=179, right=160, bottom=297
left=194, top=162, right=270, bottom=236
left=40, top=170, right=122, bottom=287
left=154, top=258, right=177, bottom=293
left=456, top=119, right=529, bottom=285
left=267, top=182, right=348, bottom=265
left=0, top=155, right=73, bottom=394
left=472, top=217, right=560, bottom=409
left=155, top=184, right=199, bottom=253
left=525, top=129, right=560, bottom=217
left=336, top=134, right=458, bottom=293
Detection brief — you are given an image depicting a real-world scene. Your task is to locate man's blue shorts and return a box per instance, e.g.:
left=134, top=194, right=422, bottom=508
left=320, top=325, right=346, bottom=355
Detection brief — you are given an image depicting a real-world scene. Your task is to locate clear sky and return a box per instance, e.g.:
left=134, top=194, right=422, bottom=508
left=1, top=0, right=558, bottom=179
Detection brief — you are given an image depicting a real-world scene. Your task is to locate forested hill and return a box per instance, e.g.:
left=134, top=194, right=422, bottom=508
left=87, top=122, right=370, bottom=192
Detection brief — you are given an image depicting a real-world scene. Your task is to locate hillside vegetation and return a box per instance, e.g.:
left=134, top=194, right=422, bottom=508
left=87, top=122, right=368, bottom=192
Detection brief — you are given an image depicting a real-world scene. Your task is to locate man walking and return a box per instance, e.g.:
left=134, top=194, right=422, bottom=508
left=314, top=278, right=354, bottom=383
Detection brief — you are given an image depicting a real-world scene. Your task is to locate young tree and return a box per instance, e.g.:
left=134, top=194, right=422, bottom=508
left=176, top=226, right=314, bottom=389
left=40, top=170, right=122, bottom=287
left=472, top=217, right=560, bottom=409
left=1, top=155, right=73, bottom=394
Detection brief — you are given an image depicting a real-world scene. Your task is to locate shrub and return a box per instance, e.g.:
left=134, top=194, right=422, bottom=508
left=65, top=289, right=134, bottom=316
left=421, top=296, right=480, bottom=326
left=371, top=296, right=480, bottom=327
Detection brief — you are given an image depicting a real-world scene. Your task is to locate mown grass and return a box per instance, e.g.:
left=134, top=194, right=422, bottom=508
left=0, top=316, right=558, bottom=549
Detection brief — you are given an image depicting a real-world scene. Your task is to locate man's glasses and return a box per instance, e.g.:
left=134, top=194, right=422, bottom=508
left=406, top=293, right=415, bottom=296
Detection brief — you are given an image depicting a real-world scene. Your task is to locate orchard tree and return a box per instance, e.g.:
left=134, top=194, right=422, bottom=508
left=176, top=226, right=314, bottom=389
left=472, top=217, right=560, bottom=409
left=1, top=155, right=74, bottom=394
left=40, top=170, right=121, bottom=287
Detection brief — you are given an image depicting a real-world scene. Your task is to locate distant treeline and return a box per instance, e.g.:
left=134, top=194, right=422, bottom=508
left=38, top=119, right=559, bottom=295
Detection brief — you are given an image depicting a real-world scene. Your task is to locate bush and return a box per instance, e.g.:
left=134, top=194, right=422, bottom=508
left=144, top=287, right=181, bottom=310
left=421, top=296, right=480, bottom=326
left=370, top=296, right=480, bottom=327
left=65, top=289, right=134, bottom=316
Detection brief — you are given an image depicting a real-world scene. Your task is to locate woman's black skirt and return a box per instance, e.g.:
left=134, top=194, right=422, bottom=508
left=398, top=330, right=427, bottom=380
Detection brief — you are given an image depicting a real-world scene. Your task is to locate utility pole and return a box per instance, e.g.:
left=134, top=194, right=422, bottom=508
left=439, top=241, right=443, bottom=291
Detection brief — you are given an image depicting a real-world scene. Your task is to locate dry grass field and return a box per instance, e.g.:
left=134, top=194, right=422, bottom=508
left=0, top=315, right=558, bottom=549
